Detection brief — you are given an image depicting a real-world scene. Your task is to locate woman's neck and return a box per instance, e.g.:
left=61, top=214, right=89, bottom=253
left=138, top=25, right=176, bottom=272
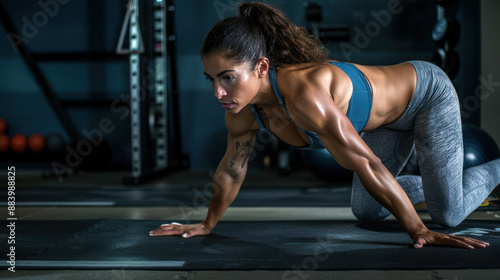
left=250, top=74, right=277, bottom=107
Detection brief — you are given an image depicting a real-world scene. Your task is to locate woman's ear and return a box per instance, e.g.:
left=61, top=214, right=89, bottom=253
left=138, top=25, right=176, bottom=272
left=255, top=57, right=270, bottom=78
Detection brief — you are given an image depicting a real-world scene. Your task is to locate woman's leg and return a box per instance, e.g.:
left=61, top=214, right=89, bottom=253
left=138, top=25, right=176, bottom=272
left=352, top=60, right=500, bottom=226
left=413, top=89, right=500, bottom=227
left=402, top=60, right=500, bottom=227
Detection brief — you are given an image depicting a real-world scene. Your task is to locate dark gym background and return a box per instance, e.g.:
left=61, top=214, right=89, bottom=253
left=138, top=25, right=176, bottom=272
left=1, top=1, right=500, bottom=279
left=0, top=0, right=497, bottom=173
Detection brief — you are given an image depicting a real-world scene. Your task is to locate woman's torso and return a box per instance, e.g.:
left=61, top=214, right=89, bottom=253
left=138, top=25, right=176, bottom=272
left=241, top=61, right=417, bottom=148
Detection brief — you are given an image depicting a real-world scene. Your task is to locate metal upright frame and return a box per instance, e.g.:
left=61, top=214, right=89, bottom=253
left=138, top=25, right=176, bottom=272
left=128, top=0, right=143, bottom=178
left=152, top=0, right=169, bottom=170
left=119, top=0, right=184, bottom=184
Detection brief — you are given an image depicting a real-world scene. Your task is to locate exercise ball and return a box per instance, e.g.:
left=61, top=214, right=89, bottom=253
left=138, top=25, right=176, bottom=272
left=0, top=118, right=6, bottom=134
left=462, top=123, right=500, bottom=169
left=0, top=135, right=9, bottom=153
left=28, top=133, right=45, bottom=153
left=301, top=148, right=353, bottom=182
left=46, top=133, right=65, bottom=153
left=11, top=134, right=27, bottom=153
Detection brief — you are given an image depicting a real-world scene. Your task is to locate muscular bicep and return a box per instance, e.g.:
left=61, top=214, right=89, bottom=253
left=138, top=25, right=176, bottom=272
left=291, top=90, right=379, bottom=174
left=220, top=111, right=257, bottom=178
left=316, top=113, right=377, bottom=173
left=223, top=130, right=256, bottom=174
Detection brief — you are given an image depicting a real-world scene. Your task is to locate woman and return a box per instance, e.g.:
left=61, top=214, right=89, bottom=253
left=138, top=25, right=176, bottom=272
left=150, top=2, right=499, bottom=249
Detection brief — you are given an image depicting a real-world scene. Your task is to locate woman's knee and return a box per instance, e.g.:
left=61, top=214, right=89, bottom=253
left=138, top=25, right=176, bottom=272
left=351, top=205, right=388, bottom=222
left=428, top=210, right=462, bottom=228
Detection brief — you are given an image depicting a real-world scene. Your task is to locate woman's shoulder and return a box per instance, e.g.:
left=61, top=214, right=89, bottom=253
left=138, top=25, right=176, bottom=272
left=277, top=62, right=335, bottom=91
left=276, top=62, right=351, bottom=109
left=277, top=61, right=334, bottom=76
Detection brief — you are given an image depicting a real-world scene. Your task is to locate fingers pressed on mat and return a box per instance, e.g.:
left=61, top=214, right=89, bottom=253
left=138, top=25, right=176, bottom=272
left=443, top=238, right=475, bottom=249
left=454, top=236, right=489, bottom=247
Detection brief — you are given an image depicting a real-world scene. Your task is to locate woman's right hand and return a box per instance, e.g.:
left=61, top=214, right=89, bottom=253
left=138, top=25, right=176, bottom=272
left=149, top=222, right=211, bottom=238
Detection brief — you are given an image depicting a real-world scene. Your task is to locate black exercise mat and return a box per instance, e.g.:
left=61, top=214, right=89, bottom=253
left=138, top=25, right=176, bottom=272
left=0, top=185, right=352, bottom=207
left=2, top=219, right=499, bottom=270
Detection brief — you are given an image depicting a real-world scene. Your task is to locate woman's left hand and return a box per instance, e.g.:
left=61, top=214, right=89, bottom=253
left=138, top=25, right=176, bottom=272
left=412, top=228, right=490, bottom=249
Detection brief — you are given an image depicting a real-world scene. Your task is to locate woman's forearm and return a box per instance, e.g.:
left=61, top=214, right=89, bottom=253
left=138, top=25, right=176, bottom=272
left=357, top=159, right=427, bottom=238
left=203, top=168, right=246, bottom=229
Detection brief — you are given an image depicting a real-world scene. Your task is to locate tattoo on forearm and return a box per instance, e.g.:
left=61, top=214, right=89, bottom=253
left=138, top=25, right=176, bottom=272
left=229, top=136, right=255, bottom=169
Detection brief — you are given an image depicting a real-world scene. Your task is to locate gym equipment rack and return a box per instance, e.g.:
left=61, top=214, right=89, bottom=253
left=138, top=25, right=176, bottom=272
left=118, top=0, right=185, bottom=185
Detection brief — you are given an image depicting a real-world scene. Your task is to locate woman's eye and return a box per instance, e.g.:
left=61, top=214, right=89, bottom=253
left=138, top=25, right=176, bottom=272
left=224, top=75, right=235, bottom=82
left=205, top=77, right=214, bottom=84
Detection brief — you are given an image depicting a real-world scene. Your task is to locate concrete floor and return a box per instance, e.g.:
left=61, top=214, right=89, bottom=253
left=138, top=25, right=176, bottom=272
left=2, top=269, right=500, bottom=280
left=3, top=169, right=500, bottom=279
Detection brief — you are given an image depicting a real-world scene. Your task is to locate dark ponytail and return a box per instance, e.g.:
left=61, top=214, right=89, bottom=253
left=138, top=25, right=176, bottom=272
left=201, top=2, right=328, bottom=67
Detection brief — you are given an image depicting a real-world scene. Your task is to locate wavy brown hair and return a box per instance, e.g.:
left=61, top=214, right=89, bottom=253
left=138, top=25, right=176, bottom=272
left=201, top=2, right=328, bottom=67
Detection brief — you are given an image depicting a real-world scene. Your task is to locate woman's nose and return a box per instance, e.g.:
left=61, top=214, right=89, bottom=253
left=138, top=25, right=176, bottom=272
left=214, top=86, right=227, bottom=100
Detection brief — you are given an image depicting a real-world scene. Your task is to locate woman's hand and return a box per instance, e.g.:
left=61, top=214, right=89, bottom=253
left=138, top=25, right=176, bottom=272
left=412, top=228, right=489, bottom=249
left=149, top=222, right=211, bottom=238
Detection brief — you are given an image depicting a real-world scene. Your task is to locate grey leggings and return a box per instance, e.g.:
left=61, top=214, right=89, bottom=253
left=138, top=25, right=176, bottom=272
left=351, top=60, right=500, bottom=227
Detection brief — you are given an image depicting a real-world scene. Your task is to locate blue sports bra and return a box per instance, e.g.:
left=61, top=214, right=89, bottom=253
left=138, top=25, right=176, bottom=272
left=249, top=61, right=372, bottom=150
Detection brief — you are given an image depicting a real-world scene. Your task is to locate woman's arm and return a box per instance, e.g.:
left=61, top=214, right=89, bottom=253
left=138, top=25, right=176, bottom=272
left=289, top=84, right=488, bottom=249
left=298, top=96, right=427, bottom=236
left=150, top=113, right=256, bottom=238
left=203, top=128, right=256, bottom=231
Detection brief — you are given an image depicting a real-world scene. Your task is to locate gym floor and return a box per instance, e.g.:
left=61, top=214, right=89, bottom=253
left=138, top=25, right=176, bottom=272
left=1, top=169, right=499, bottom=280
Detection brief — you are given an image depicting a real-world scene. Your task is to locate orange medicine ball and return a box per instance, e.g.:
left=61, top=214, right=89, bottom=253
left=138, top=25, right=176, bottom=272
left=0, top=134, right=9, bottom=152
left=28, top=133, right=45, bottom=153
left=11, top=134, right=27, bottom=153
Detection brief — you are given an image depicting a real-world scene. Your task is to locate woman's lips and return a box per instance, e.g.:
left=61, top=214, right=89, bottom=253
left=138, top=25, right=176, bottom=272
left=221, top=103, right=236, bottom=110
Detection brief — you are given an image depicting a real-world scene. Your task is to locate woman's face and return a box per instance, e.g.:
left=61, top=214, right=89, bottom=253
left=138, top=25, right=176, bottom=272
left=202, top=54, right=261, bottom=114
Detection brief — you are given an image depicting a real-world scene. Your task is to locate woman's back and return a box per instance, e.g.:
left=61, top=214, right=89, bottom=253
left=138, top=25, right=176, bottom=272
left=245, top=61, right=417, bottom=138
